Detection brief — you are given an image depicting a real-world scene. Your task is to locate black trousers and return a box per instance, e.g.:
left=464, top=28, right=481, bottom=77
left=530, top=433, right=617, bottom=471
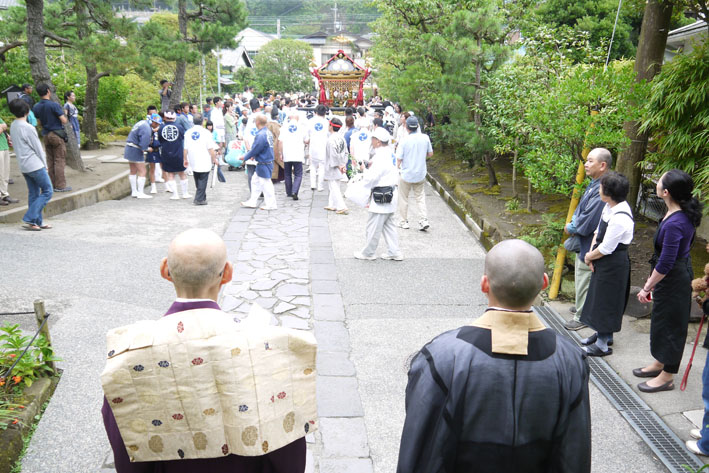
left=193, top=171, right=209, bottom=203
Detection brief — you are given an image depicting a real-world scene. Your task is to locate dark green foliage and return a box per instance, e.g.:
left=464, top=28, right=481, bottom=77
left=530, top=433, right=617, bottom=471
left=252, top=39, right=314, bottom=93
left=641, top=40, right=709, bottom=199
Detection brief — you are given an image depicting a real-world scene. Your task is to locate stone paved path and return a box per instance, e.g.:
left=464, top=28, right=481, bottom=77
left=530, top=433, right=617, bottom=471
left=217, top=189, right=373, bottom=472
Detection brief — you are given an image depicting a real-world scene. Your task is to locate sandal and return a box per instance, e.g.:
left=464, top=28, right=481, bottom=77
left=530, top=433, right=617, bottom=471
left=22, top=223, right=41, bottom=231
left=324, top=207, right=336, bottom=211
left=336, top=209, right=349, bottom=215
left=39, top=224, right=52, bottom=229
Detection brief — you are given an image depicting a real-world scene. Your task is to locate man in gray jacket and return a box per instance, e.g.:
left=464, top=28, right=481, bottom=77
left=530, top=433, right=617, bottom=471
left=564, top=148, right=611, bottom=331
left=9, top=99, right=53, bottom=231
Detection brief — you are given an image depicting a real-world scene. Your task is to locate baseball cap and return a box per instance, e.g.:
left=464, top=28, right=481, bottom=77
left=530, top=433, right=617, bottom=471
left=372, top=127, right=391, bottom=143
left=406, top=116, right=419, bottom=129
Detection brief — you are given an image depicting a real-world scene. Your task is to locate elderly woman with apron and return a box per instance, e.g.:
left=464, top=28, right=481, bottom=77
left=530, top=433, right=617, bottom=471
left=580, top=172, right=634, bottom=356
left=635, top=169, right=703, bottom=393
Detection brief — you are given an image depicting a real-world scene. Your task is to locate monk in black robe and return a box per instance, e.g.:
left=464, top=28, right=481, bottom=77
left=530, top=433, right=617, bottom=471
left=397, top=239, right=591, bottom=473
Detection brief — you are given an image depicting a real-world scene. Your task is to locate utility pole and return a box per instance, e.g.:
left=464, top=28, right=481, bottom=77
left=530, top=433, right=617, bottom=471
left=217, top=48, right=221, bottom=94
left=332, top=2, right=338, bottom=32
left=277, top=18, right=281, bottom=39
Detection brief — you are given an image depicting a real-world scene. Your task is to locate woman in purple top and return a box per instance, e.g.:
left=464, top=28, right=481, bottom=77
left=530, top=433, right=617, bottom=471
left=634, top=169, right=703, bottom=393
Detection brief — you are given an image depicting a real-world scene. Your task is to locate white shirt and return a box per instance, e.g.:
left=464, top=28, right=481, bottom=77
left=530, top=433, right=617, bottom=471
left=354, top=116, right=371, bottom=130
left=244, top=112, right=263, bottom=149
left=595, top=200, right=634, bottom=255
left=350, top=127, right=371, bottom=163
left=279, top=121, right=308, bottom=163
left=184, top=125, right=217, bottom=172
left=361, top=146, right=399, bottom=214
left=308, top=116, right=330, bottom=162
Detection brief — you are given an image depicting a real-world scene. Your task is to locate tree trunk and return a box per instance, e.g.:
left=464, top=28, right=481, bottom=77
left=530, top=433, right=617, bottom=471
left=82, top=65, right=102, bottom=150
left=526, top=179, right=532, bottom=212
left=617, top=0, right=673, bottom=209
left=474, top=36, right=497, bottom=187
left=25, top=0, right=84, bottom=171
left=171, top=60, right=187, bottom=109
left=512, top=135, right=519, bottom=197
left=169, top=0, right=189, bottom=109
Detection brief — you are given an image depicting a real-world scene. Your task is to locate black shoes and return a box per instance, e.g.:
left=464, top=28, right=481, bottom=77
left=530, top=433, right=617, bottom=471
left=584, top=345, right=613, bottom=357
left=293, top=194, right=299, bottom=200
left=632, top=368, right=662, bottom=378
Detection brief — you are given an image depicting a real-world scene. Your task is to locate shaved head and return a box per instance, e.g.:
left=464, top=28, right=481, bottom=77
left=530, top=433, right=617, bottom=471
left=167, top=229, right=227, bottom=290
left=485, top=239, right=546, bottom=308
left=254, top=114, right=268, bottom=127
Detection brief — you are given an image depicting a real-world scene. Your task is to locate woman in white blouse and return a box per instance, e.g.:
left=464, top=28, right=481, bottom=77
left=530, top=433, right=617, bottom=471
left=580, top=171, right=635, bottom=356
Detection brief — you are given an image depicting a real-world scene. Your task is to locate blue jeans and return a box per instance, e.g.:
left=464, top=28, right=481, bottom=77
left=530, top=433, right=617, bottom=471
left=699, top=350, right=709, bottom=453
left=246, top=165, right=255, bottom=191
left=284, top=162, right=303, bottom=196
left=22, top=168, right=53, bottom=226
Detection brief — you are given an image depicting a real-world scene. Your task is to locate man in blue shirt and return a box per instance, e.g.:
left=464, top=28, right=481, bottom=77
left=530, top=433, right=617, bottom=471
left=396, top=116, right=433, bottom=231
left=32, top=83, right=71, bottom=192
left=240, top=115, right=276, bottom=210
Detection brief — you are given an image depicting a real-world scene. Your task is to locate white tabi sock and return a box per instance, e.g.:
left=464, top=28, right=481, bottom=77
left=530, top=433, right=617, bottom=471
left=181, top=179, right=190, bottom=198
left=137, top=176, right=147, bottom=195
left=129, top=174, right=138, bottom=197
left=169, top=180, right=180, bottom=199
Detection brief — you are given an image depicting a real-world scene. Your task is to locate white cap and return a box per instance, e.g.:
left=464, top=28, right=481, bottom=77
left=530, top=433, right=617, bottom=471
left=372, top=127, right=391, bottom=143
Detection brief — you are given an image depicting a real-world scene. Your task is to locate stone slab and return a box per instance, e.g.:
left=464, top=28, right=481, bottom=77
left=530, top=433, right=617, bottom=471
left=311, top=280, right=340, bottom=294
left=317, top=351, right=356, bottom=376
left=314, top=321, right=350, bottom=351
left=319, top=458, right=374, bottom=473
left=317, top=376, right=364, bottom=417
left=280, top=316, right=310, bottom=330
left=320, top=417, right=370, bottom=458
left=311, top=263, right=338, bottom=281
left=276, top=283, right=310, bottom=297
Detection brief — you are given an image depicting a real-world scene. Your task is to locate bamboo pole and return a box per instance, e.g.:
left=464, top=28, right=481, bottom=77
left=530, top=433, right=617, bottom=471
left=548, top=109, right=598, bottom=299
left=33, top=299, right=56, bottom=374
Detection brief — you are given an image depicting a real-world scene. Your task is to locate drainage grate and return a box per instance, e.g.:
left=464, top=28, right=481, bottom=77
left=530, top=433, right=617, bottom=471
left=534, top=305, right=705, bottom=472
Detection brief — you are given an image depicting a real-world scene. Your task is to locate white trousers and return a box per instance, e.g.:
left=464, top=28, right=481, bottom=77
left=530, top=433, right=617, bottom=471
left=310, top=160, right=324, bottom=190
left=245, top=173, right=277, bottom=209
left=361, top=212, right=400, bottom=258
left=398, top=177, right=427, bottom=222
left=327, top=180, right=347, bottom=210
left=0, top=149, right=9, bottom=197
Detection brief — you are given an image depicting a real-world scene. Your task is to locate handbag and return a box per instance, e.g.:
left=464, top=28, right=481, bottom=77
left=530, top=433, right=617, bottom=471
left=371, top=186, right=394, bottom=204
left=563, top=235, right=581, bottom=253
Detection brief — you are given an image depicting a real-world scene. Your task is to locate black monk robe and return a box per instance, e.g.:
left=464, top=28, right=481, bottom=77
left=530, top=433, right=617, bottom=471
left=397, top=310, right=591, bottom=473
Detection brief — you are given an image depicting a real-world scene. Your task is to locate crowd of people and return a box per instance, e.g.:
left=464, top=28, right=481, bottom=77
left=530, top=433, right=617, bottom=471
left=120, top=83, right=433, bottom=260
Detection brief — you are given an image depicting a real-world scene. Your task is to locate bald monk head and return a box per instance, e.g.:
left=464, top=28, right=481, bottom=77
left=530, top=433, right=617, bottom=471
left=160, top=229, right=233, bottom=301
left=482, top=239, right=549, bottom=310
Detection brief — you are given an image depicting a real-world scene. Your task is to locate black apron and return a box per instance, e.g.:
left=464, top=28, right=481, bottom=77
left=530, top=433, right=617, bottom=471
left=649, top=216, right=694, bottom=367
left=580, top=211, right=632, bottom=333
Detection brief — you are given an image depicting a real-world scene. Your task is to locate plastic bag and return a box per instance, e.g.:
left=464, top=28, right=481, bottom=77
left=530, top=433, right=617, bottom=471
left=345, top=174, right=370, bottom=208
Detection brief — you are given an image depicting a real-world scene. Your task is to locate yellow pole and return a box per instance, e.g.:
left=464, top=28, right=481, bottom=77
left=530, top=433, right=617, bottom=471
left=548, top=109, right=598, bottom=300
